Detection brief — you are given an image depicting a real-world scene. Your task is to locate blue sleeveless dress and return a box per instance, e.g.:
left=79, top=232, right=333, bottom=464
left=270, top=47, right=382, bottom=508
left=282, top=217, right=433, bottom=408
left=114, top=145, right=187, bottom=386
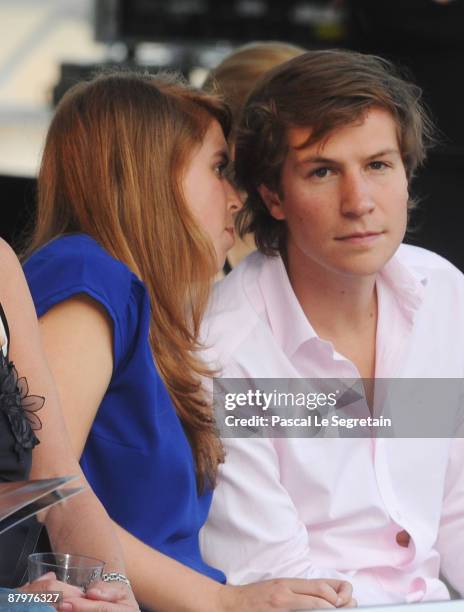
left=24, top=234, right=225, bottom=583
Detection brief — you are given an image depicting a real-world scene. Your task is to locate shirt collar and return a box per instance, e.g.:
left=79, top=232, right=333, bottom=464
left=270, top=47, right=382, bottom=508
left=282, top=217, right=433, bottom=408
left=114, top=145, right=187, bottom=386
left=257, top=249, right=429, bottom=360
left=258, top=254, right=319, bottom=358
left=379, top=249, right=428, bottom=322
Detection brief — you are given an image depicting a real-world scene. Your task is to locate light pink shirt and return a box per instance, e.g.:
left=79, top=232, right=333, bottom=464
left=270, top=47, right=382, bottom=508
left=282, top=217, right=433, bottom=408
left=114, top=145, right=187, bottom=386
left=200, top=245, right=464, bottom=605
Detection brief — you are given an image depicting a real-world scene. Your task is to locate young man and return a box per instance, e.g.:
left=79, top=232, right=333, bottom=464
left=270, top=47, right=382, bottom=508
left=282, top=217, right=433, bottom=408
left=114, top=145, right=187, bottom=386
left=200, top=50, right=464, bottom=605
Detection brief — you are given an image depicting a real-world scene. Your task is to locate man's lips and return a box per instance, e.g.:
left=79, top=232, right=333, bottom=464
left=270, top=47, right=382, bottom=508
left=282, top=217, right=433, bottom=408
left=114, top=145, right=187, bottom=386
left=335, top=231, right=385, bottom=243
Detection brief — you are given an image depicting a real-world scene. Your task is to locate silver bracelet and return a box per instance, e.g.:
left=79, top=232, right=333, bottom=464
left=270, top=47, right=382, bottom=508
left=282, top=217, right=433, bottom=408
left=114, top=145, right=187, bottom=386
left=101, top=572, right=131, bottom=587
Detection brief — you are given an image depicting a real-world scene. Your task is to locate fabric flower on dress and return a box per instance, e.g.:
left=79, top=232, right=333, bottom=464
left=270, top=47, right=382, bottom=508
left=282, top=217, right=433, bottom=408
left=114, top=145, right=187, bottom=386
left=0, top=351, right=42, bottom=460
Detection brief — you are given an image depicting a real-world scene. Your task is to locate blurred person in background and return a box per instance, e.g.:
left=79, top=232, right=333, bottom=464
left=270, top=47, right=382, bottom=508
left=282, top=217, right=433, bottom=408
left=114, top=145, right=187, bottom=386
left=21, top=71, right=354, bottom=612
left=203, top=41, right=305, bottom=272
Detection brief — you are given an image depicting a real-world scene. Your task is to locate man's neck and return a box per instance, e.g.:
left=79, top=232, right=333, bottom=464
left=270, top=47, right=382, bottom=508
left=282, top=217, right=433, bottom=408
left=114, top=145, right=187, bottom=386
left=285, top=248, right=379, bottom=394
left=286, top=250, right=377, bottom=337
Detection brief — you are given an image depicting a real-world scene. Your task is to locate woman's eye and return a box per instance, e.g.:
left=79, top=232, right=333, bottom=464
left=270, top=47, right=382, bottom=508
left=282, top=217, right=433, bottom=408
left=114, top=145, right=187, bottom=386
left=215, top=161, right=229, bottom=178
left=215, top=164, right=225, bottom=177
left=216, top=161, right=236, bottom=184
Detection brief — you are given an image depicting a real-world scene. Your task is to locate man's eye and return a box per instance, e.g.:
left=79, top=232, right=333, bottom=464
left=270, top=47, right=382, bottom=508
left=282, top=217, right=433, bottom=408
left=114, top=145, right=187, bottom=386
left=369, top=161, right=388, bottom=170
left=311, top=167, right=330, bottom=178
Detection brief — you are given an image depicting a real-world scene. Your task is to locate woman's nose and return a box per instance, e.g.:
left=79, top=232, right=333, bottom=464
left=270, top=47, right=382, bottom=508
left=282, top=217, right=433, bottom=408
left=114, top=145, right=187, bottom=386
left=226, top=180, right=243, bottom=214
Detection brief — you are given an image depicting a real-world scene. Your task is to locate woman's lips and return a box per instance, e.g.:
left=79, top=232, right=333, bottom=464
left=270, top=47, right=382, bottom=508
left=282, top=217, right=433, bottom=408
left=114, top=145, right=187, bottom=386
left=225, top=227, right=235, bottom=242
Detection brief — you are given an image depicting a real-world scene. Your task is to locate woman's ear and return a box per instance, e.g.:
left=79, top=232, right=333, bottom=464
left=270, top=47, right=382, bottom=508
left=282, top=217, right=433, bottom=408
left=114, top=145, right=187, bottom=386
left=258, top=184, right=286, bottom=221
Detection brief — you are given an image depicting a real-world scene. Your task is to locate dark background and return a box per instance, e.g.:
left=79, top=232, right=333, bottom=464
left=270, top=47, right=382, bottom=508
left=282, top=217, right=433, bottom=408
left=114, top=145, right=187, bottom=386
left=2, top=0, right=463, bottom=268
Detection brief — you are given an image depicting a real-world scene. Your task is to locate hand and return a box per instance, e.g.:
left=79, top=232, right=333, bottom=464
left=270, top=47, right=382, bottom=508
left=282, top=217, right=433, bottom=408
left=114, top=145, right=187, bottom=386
left=19, top=571, right=84, bottom=602
left=219, top=578, right=355, bottom=612
left=340, top=599, right=357, bottom=608
left=86, top=581, right=139, bottom=610
left=332, top=581, right=356, bottom=608
left=63, top=581, right=139, bottom=611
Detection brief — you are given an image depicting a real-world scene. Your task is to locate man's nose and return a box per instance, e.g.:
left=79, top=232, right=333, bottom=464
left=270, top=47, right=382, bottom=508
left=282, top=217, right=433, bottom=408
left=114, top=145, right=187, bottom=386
left=340, top=171, right=375, bottom=217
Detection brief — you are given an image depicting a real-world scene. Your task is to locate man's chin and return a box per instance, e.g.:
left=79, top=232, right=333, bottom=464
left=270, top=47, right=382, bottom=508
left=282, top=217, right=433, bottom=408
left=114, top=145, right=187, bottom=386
left=331, top=254, right=396, bottom=278
left=336, top=239, right=403, bottom=277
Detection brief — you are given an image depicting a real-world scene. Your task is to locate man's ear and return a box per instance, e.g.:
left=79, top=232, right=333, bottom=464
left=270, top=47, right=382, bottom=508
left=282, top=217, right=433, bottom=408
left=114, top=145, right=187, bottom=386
left=258, top=184, right=286, bottom=221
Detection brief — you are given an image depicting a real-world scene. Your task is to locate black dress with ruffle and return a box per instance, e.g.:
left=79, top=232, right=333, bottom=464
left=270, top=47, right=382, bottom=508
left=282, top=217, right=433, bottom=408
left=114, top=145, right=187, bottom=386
left=0, top=303, right=43, bottom=586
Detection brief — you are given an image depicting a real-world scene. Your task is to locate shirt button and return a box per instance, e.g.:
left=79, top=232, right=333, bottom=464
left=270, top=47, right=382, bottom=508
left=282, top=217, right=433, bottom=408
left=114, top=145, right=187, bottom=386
left=396, top=529, right=411, bottom=547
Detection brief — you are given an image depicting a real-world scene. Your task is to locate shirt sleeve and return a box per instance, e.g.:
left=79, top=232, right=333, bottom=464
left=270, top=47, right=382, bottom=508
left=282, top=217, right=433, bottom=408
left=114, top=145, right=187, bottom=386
left=201, top=362, right=385, bottom=604
left=436, top=423, right=464, bottom=595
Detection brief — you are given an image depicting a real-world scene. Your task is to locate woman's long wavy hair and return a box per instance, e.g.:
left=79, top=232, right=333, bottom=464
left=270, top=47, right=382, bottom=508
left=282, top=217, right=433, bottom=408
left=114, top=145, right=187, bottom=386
left=23, top=71, right=231, bottom=491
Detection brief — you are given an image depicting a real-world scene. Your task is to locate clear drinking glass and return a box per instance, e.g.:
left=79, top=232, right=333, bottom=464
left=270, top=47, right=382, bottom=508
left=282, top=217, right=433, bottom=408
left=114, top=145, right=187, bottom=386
left=28, top=553, right=105, bottom=590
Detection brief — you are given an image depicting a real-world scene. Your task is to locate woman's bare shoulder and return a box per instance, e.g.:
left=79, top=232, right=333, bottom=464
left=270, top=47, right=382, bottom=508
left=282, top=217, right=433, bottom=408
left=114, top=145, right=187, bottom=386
left=0, top=238, right=21, bottom=276
left=0, top=239, right=34, bottom=315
